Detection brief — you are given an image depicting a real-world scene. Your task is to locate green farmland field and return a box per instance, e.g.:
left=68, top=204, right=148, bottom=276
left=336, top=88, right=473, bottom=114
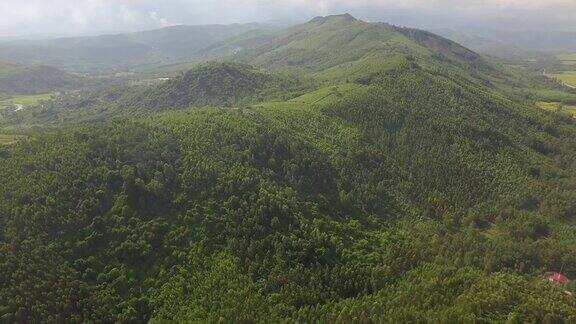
left=0, top=134, right=27, bottom=145
left=0, top=93, right=54, bottom=109
left=536, top=101, right=576, bottom=117
left=549, top=71, right=576, bottom=87
left=557, top=53, right=576, bottom=65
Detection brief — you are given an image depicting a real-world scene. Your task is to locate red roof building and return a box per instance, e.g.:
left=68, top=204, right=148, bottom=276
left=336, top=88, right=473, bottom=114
left=545, top=272, right=570, bottom=284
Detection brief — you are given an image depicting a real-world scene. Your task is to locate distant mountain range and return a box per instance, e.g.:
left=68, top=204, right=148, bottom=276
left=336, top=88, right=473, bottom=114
left=435, top=28, right=576, bottom=60
left=1, top=17, right=574, bottom=76
left=0, top=23, right=269, bottom=75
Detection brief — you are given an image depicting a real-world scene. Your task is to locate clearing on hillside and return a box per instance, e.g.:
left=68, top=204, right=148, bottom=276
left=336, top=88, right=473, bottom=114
left=557, top=53, right=576, bottom=65
left=549, top=71, right=576, bottom=87
left=0, top=134, right=27, bottom=145
left=536, top=101, right=576, bottom=117
left=0, top=93, right=53, bottom=109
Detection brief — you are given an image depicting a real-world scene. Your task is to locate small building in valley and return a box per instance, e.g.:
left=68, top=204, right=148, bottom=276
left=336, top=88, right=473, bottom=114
left=545, top=272, right=570, bottom=284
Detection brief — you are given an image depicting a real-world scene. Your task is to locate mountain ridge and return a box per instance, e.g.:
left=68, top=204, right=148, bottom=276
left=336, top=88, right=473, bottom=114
left=0, top=23, right=267, bottom=74
left=0, top=14, right=563, bottom=126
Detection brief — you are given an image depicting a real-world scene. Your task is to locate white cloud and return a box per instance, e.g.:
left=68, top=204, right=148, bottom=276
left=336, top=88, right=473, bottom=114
left=0, top=0, right=574, bottom=37
left=0, top=0, right=178, bottom=36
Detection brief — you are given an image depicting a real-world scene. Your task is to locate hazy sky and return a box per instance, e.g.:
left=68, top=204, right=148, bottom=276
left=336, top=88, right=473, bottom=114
left=0, top=0, right=575, bottom=37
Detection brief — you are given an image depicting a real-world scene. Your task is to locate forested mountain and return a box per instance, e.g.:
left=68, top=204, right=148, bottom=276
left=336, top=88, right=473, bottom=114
left=0, top=61, right=87, bottom=95
left=0, top=24, right=265, bottom=74
left=110, top=62, right=306, bottom=110
left=0, top=62, right=309, bottom=124
left=203, top=14, right=492, bottom=75
left=2, top=14, right=576, bottom=322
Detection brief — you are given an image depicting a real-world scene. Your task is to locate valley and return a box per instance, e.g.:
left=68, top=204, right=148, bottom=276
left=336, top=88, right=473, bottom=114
left=538, top=52, right=576, bottom=88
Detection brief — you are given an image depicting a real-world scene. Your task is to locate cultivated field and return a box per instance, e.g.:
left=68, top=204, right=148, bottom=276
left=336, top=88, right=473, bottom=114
left=549, top=71, right=576, bottom=87
left=557, top=53, right=576, bottom=65
left=0, top=134, right=27, bottom=145
left=0, top=93, right=53, bottom=109
left=536, top=101, right=576, bottom=117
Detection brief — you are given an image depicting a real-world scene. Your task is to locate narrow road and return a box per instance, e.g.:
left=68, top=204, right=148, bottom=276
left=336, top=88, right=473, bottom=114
left=14, top=104, right=24, bottom=112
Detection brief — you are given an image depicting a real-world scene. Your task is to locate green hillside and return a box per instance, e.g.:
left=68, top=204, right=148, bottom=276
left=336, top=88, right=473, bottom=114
left=113, top=62, right=306, bottom=111
left=0, top=62, right=310, bottom=125
left=2, top=14, right=576, bottom=322
left=0, top=61, right=86, bottom=95
left=205, top=14, right=492, bottom=79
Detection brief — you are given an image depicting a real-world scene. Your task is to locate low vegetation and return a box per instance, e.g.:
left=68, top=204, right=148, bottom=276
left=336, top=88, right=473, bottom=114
left=0, top=93, right=54, bottom=109
left=536, top=101, right=576, bottom=117
left=0, top=133, right=26, bottom=145
left=550, top=71, right=576, bottom=87
left=557, top=53, right=576, bottom=65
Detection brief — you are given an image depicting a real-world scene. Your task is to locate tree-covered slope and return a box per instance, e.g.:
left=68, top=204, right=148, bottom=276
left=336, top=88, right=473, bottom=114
left=0, top=62, right=309, bottom=125
left=206, top=14, right=493, bottom=78
left=0, top=61, right=86, bottom=95
left=2, top=57, right=576, bottom=322
left=114, top=62, right=305, bottom=110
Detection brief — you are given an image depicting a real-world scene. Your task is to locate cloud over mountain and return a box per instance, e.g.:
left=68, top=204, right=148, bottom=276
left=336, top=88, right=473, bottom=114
left=0, top=0, right=574, bottom=37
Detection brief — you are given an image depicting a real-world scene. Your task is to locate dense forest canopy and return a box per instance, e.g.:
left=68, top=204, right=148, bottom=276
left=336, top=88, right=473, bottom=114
left=1, top=14, right=576, bottom=322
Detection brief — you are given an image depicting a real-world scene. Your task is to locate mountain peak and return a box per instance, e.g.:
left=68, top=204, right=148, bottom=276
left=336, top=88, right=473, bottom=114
left=337, top=13, right=357, bottom=20
left=309, top=13, right=358, bottom=24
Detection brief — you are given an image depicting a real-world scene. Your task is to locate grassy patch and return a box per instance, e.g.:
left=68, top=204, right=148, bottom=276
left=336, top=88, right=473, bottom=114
left=0, top=134, right=27, bottom=145
left=536, top=101, right=576, bottom=117
left=549, top=71, right=576, bottom=86
left=0, top=93, right=54, bottom=109
left=557, top=53, right=576, bottom=65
